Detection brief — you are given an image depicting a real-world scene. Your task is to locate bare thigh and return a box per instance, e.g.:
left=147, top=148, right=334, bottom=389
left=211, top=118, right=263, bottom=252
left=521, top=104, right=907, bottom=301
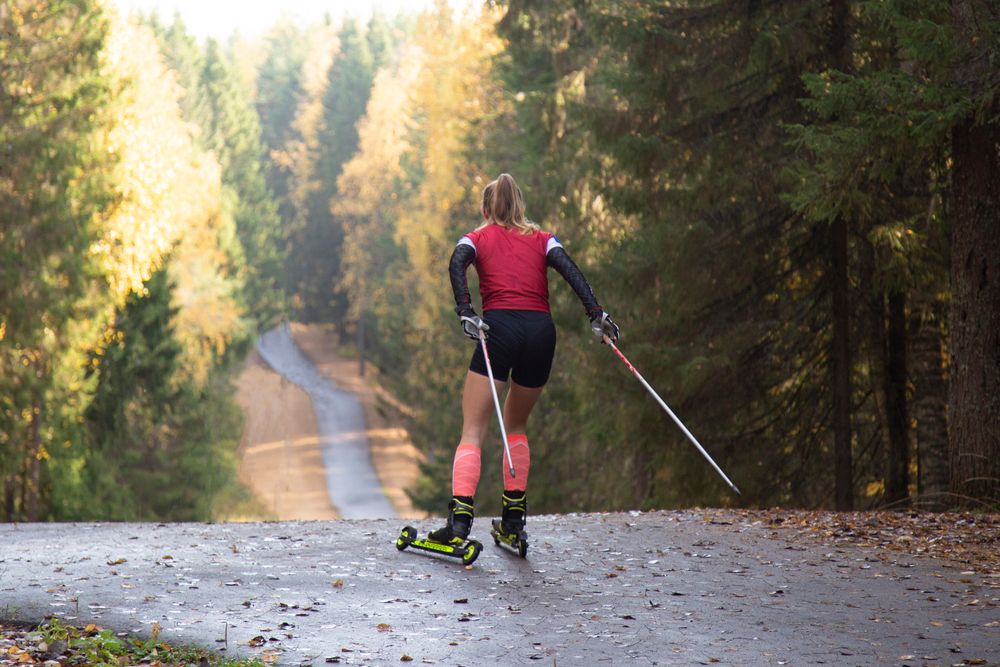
left=460, top=372, right=544, bottom=445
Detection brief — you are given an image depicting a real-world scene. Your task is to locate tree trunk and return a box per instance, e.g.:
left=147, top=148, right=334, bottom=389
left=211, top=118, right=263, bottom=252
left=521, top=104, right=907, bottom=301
left=883, top=291, right=909, bottom=506
left=27, top=394, right=42, bottom=522
left=858, top=243, right=893, bottom=503
left=949, top=113, right=1000, bottom=505
left=4, top=474, right=17, bottom=522
left=829, top=0, right=854, bottom=511
left=909, top=300, right=950, bottom=509
left=831, top=218, right=854, bottom=510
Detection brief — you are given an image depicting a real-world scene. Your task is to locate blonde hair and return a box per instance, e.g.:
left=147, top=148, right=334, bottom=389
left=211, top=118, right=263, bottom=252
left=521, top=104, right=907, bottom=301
left=478, top=173, right=539, bottom=234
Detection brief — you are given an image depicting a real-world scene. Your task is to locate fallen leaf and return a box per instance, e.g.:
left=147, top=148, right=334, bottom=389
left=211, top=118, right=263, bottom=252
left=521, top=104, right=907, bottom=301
left=107, top=558, right=126, bottom=566
left=400, top=656, right=413, bottom=662
left=377, top=624, right=391, bottom=632
left=454, top=598, right=468, bottom=604
left=332, top=580, right=344, bottom=588
left=150, top=622, right=161, bottom=641
left=606, top=573, right=617, bottom=578
left=931, top=622, right=944, bottom=626
left=248, top=636, right=266, bottom=647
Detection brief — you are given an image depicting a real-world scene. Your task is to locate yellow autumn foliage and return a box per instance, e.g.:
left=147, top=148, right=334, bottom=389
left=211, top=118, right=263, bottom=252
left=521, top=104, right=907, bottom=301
left=336, top=2, right=507, bottom=331
left=95, top=9, right=244, bottom=386
left=95, top=11, right=216, bottom=300
left=282, top=22, right=340, bottom=231
left=394, top=5, right=506, bottom=328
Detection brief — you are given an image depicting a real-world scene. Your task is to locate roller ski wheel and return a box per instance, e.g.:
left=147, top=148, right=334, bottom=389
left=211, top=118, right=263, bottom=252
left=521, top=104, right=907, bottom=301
left=395, top=525, right=483, bottom=566
left=491, top=518, right=529, bottom=558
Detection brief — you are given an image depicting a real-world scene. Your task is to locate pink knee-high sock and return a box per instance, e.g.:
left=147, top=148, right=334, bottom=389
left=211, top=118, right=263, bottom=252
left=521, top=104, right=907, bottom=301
left=503, top=435, right=530, bottom=492
left=452, top=443, right=482, bottom=497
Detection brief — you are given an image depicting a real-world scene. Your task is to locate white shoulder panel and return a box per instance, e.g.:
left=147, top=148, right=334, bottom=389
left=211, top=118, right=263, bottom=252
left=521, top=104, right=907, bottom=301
left=457, top=236, right=477, bottom=255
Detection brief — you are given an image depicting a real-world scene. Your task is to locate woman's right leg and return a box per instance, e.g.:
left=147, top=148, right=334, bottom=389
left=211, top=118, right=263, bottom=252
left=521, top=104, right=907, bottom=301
left=461, top=370, right=507, bottom=448
left=429, top=370, right=504, bottom=544
left=452, top=370, right=506, bottom=499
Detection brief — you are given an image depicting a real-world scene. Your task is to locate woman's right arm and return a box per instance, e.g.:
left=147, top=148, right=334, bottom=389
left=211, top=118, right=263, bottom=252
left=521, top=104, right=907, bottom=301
left=449, top=238, right=477, bottom=316
left=449, top=238, right=489, bottom=340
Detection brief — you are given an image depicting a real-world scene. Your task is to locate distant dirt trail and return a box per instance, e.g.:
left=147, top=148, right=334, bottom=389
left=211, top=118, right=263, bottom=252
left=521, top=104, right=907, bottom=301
left=232, top=323, right=424, bottom=521
left=232, top=349, right=339, bottom=520
left=286, top=323, right=424, bottom=519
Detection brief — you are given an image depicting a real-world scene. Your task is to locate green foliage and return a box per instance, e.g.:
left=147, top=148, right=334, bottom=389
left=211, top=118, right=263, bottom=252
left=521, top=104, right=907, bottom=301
left=0, top=0, right=118, bottom=521
left=150, top=18, right=288, bottom=332
left=40, top=268, right=245, bottom=522
left=286, top=14, right=405, bottom=325
left=40, top=618, right=264, bottom=667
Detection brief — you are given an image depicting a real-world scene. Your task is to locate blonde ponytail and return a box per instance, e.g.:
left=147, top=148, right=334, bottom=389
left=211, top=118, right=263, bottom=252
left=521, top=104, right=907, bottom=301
left=478, top=173, right=539, bottom=234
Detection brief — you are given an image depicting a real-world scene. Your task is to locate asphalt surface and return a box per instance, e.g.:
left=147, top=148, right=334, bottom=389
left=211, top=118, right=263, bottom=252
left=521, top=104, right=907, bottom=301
left=3, top=511, right=998, bottom=666
left=255, top=326, right=396, bottom=520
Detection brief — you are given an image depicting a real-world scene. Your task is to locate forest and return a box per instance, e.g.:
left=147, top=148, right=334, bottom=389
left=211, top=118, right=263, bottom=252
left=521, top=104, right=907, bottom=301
left=1, top=0, right=998, bottom=523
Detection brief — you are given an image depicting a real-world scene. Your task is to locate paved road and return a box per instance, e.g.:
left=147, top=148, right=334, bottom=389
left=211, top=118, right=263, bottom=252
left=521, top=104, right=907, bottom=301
left=3, top=511, right=997, bottom=666
left=256, top=327, right=396, bottom=520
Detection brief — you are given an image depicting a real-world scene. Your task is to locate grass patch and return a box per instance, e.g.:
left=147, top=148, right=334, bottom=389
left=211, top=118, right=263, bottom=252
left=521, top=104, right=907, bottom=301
left=7, top=618, right=266, bottom=667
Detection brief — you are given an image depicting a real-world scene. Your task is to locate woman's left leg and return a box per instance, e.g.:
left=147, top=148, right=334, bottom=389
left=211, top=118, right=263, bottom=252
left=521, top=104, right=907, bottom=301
left=501, top=381, right=543, bottom=491
left=496, top=381, right=543, bottom=533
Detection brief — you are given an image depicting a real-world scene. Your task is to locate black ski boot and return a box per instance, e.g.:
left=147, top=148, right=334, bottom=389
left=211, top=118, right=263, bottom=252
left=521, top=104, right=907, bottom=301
left=428, top=496, right=474, bottom=544
left=491, top=491, right=529, bottom=558
left=396, top=496, right=482, bottom=565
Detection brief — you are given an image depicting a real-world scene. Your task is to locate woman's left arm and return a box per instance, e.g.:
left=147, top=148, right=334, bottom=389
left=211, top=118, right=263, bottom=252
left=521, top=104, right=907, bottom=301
left=547, top=245, right=619, bottom=341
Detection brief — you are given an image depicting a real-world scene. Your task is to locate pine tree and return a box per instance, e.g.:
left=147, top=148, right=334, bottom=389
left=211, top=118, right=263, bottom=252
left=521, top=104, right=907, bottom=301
left=947, top=0, right=1000, bottom=506
left=285, top=16, right=388, bottom=324
left=0, top=0, right=117, bottom=521
left=256, top=19, right=310, bottom=234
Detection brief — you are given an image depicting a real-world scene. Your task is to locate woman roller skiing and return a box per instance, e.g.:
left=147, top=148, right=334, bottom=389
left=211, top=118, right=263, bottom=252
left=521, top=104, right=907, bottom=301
left=427, top=173, right=619, bottom=556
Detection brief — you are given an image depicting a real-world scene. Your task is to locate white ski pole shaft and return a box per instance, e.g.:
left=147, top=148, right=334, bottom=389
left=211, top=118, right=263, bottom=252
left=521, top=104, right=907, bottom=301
left=480, top=330, right=515, bottom=478
left=604, top=335, right=741, bottom=497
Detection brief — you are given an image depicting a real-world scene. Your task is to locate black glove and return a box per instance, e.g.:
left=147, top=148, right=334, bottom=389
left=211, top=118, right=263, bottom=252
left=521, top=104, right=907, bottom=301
left=589, top=310, right=619, bottom=342
left=457, top=308, right=489, bottom=341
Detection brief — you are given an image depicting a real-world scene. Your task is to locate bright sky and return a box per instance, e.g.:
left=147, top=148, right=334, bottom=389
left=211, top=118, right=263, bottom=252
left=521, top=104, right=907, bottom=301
left=111, top=0, right=468, bottom=40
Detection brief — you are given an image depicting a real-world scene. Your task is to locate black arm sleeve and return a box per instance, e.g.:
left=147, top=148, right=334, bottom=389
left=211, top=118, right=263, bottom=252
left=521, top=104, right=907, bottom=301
left=547, top=246, right=602, bottom=317
left=449, top=242, right=477, bottom=315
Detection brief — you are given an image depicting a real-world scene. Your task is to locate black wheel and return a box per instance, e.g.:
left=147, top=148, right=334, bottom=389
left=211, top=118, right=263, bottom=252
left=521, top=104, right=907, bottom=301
left=396, top=526, right=417, bottom=551
left=462, top=540, right=483, bottom=566
left=518, top=538, right=528, bottom=559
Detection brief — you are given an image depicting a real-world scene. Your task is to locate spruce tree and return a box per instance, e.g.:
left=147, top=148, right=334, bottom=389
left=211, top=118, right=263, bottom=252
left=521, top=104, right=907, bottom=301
left=0, top=0, right=117, bottom=520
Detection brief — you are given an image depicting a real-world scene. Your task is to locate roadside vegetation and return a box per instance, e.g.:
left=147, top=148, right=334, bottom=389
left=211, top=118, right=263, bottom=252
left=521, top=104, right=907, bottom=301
left=0, top=619, right=264, bottom=667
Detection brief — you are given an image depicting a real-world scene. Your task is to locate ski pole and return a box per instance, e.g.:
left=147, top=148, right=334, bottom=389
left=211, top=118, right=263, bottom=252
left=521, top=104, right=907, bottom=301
left=480, top=330, right=515, bottom=478
left=603, top=335, right=741, bottom=497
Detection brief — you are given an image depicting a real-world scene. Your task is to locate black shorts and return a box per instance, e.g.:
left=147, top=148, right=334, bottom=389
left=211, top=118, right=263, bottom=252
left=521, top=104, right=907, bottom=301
left=469, top=310, right=557, bottom=389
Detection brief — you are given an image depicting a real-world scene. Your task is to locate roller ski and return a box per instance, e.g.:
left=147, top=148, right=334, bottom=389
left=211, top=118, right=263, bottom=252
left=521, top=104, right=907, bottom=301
left=491, top=491, right=529, bottom=558
left=396, top=497, right=483, bottom=566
